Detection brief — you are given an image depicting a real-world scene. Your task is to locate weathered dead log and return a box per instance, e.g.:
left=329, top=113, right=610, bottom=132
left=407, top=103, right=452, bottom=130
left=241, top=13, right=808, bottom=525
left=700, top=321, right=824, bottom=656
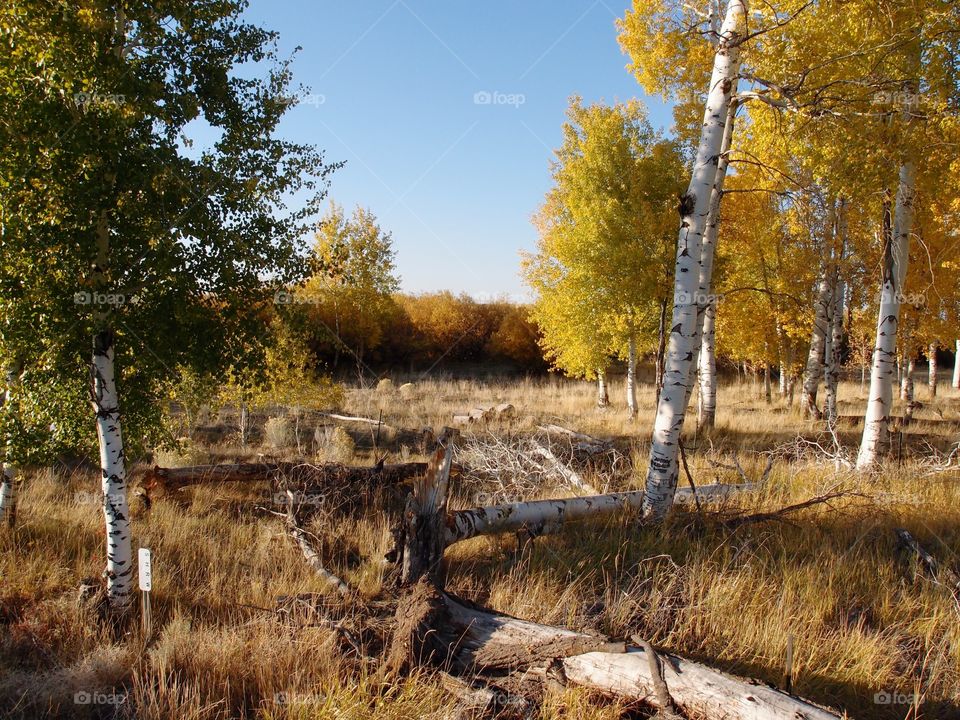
left=144, top=461, right=430, bottom=494
left=561, top=648, right=841, bottom=720
left=399, top=446, right=454, bottom=584
left=392, top=580, right=841, bottom=720
left=317, top=412, right=383, bottom=425
left=453, top=404, right=515, bottom=425
left=445, top=491, right=645, bottom=545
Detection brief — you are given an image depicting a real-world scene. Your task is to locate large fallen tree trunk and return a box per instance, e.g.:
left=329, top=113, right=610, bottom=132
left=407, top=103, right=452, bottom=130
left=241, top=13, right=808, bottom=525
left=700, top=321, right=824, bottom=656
left=390, top=441, right=844, bottom=719
left=443, top=482, right=756, bottom=546
left=382, top=442, right=768, bottom=582
left=390, top=579, right=842, bottom=720
left=445, top=491, right=644, bottom=545
left=144, top=461, right=431, bottom=494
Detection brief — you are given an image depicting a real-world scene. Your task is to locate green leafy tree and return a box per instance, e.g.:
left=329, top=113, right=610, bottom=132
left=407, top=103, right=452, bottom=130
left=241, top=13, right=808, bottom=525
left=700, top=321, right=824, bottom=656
left=0, top=2, right=338, bottom=608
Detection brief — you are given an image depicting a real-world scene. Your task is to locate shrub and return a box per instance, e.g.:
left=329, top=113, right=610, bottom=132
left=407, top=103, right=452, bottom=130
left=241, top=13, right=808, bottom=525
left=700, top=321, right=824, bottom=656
left=264, top=416, right=294, bottom=448
left=314, top=426, right=355, bottom=463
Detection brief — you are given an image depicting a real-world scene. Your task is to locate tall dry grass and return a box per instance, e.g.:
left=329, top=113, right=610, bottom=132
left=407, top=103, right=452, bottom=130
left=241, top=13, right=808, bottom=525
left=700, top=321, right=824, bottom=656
left=1, top=375, right=958, bottom=718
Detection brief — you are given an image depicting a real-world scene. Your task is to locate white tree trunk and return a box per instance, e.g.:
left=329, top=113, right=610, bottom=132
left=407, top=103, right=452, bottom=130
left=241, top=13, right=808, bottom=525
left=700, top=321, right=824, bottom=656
left=823, top=279, right=844, bottom=424
left=626, top=336, right=637, bottom=418
left=0, top=360, right=22, bottom=528
left=642, top=0, right=746, bottom=521
left=953, top=339, right=960, bottom=389
left=562, top=649, right=841, bottom=720
left=857, top=164, right=916, bottom=469
left=91, top=331, right=134, bottom=609
left=823, top=201, right=847, bottom=424
left=698, top=299, right=718, bottom=429
left=427, top=593, right=843, bottom=720
left=928, top=342, right=938, bottom=398
left=688, top=98, right=739, bottom=414
left=800, top=201, right=837, bottom=419
left=446, top=491, right=645, bottom=545
left=903, top=358, right=916, bottom=423
left=597, top=369, right=609, bottom=408
left=901, top=357, right=915, bottom=402
left=900, top=355, right=911, bottom=400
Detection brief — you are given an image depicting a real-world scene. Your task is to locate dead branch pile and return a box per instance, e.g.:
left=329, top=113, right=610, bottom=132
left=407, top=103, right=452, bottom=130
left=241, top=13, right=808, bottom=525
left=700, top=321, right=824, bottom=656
left=382, top=446, right=844, bottom=720
left=453, top=429, right=626, bottom=501
left=143, top=460, right=431, bottom=497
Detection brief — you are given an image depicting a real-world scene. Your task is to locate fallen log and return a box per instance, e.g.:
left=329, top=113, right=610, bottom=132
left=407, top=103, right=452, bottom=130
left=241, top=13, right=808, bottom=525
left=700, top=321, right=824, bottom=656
left=144, top=461, right=430, bottom=494
left=453, top=404, right=516, bottom=425
left=391, top=579, right=842, bottom=720
left=445, top=491, right=644, bottom=545
left=537, top=424, right=610, bottom=446
left=444, top=483, right=757, bottom=545
left=318, top=412, right=384, bottom=425
left=390, top=443, right=844, bottom=719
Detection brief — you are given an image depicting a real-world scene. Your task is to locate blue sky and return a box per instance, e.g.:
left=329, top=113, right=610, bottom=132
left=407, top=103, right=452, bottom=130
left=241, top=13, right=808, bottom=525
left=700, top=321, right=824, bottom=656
left=242, top=0, right=673, bottom=299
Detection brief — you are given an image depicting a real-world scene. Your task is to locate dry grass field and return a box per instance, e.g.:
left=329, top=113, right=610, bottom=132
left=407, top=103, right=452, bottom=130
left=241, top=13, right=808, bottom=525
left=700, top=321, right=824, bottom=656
left=1, top=374, right=959, bottom=719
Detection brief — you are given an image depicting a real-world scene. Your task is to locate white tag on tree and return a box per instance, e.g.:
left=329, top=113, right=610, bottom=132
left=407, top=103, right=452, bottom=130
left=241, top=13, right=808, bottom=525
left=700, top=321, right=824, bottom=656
left=138, top=548, right=152, bottom=591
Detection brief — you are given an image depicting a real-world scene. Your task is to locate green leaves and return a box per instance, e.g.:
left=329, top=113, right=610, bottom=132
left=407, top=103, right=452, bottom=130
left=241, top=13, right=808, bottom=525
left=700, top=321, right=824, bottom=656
left=0, top=1, right=339, bottom=463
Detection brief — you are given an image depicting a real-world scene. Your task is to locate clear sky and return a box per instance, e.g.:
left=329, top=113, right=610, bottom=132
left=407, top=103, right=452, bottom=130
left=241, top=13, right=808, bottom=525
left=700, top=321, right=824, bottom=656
left=242, top=0, right=673, bottom=299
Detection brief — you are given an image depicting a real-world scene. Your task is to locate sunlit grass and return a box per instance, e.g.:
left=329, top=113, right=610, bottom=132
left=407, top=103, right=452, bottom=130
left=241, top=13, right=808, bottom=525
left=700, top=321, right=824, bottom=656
left=1, top=377, right=958, bottom=718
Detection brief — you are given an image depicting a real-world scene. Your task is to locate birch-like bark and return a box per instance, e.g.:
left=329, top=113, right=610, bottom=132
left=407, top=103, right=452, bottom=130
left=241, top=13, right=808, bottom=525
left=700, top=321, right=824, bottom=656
left=857, top=165, right=916, bottom=469
left=823, top=200, right=847, bottom=425
left=626, top=336, right=637, bottom=418
left=654, top=299, right=667, bottom=404
left=0, top=360, right=23, bottom=528
left=642, top=0, right=746, bottom=521
left=596, top=369, right=610, bottom=408
left=928, top=342, right=938, bottom=398
left=697, top=299, right=717, bottom=429
left=901, top=357, right=915, bottom=403
left=952, top=339, right=960, bottom=389
left=687, top=93, right=739, bottom=418
left=763, top=360, right=772, bottom=403
left=899, top=352, right=910, bottom=399
left=92, top=330, right=134, bottom=609
left=800, top=201, right=837, bottom=419
left=823, top=282, right=844, bottom=423
left=903, top=359, right=915, bottom=424
left=953, top=339, right=960, bottom=389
